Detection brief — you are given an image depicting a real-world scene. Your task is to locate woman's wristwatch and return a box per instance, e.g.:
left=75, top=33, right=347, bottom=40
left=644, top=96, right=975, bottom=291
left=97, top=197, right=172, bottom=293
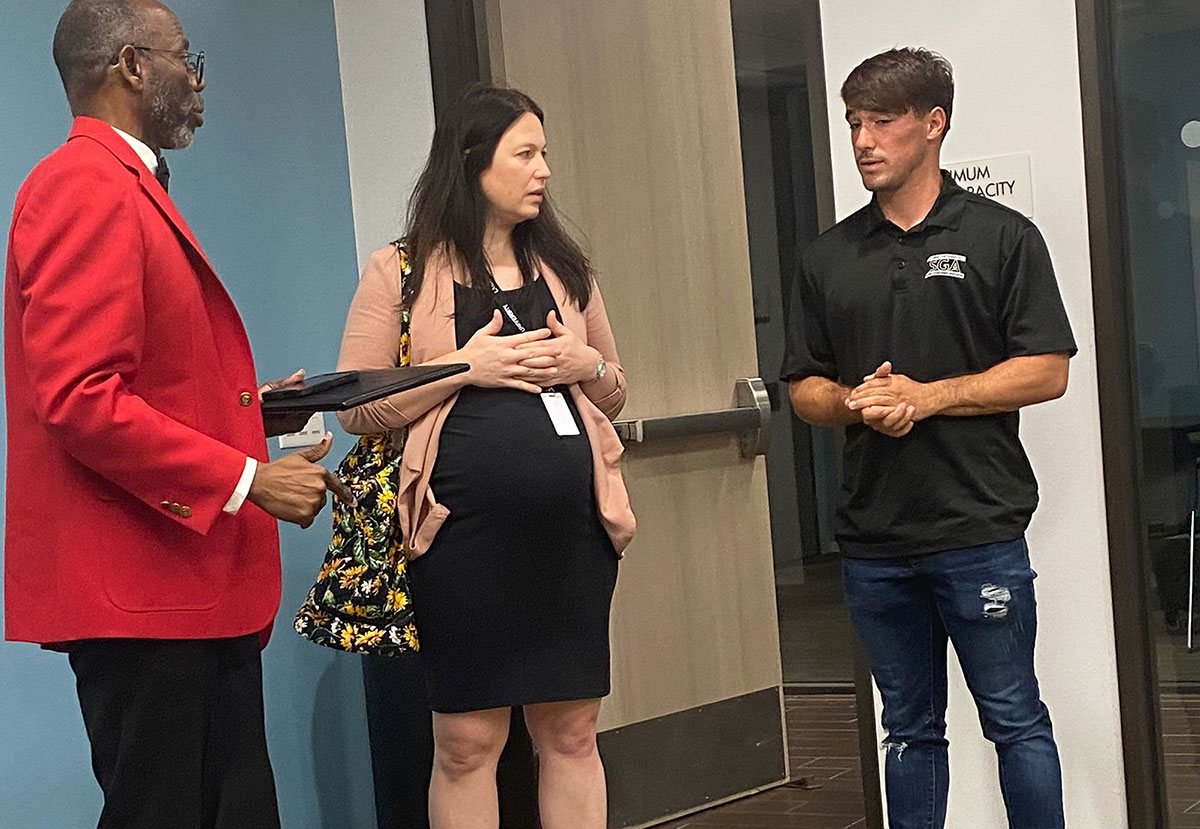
left=592, top=355, right=607, bottom=382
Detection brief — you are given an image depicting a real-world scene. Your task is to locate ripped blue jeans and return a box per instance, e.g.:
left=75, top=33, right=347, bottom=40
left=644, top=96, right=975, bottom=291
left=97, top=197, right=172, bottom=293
left=842, top=537, right=1064, bottom=829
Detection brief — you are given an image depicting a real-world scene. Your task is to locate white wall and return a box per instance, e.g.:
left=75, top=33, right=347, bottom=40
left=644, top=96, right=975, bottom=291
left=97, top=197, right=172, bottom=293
left=333, top=0, right=437, bottom=271
left=818, top=1, right=1127, bottom=826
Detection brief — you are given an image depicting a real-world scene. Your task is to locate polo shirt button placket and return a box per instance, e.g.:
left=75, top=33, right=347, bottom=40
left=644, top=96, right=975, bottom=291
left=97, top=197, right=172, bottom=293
left=892, top=254, right=910, bottom=292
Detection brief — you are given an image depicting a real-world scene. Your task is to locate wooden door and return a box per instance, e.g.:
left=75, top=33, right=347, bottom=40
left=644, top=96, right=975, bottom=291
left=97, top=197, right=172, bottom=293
left=479, top=1, right=787, bottom=824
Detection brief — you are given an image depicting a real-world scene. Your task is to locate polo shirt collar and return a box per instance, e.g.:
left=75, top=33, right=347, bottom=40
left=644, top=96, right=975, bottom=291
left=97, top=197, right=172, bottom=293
left=865, top=169, right=966, bottom=235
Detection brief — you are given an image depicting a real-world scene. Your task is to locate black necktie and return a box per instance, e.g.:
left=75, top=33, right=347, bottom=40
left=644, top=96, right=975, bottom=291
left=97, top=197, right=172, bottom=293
left=155, top=154, right=170, bottom=193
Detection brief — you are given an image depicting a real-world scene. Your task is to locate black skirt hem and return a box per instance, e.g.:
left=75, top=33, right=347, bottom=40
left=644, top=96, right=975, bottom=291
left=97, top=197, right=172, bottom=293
left=429, top=686, right=611, bottom=715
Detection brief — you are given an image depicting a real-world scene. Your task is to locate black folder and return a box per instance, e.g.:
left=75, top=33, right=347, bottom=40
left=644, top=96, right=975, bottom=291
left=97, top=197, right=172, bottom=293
left=260, top=365, right=468, bottom=413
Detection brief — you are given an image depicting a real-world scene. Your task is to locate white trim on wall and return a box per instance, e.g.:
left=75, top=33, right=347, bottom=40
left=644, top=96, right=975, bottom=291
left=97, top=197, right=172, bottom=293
left=333, top=0, right=436, bottom=272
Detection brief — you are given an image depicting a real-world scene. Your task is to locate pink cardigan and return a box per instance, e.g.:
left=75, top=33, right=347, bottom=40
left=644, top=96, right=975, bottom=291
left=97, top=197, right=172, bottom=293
left=336, top=246, right=636, bottom=559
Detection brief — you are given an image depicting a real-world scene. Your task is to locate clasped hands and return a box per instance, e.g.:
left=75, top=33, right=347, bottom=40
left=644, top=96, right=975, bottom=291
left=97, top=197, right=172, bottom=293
left=844, top=361, right=935, bottom=439
left=458, top=309, right=600, bottom=393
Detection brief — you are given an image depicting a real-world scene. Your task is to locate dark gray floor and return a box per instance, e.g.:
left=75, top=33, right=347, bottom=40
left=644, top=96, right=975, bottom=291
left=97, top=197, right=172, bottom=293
left=660, top=694, right=865, bottom=829
left=774, top=557, right=857, bottom=687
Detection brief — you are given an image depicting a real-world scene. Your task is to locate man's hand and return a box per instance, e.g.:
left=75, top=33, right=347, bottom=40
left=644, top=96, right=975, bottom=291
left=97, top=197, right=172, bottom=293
left=258, top=368, right=315, bottom=437
left=847, top=361, right=941, bottom=423
left=848, top=354, right=1071, bottom=423
left=859, top=401, right=917, bottom=438
left=246, top=433, right=356, bottom=528
left=850, top=362, right=920, bottom=438
left=258, top=368, right=306, bottom=398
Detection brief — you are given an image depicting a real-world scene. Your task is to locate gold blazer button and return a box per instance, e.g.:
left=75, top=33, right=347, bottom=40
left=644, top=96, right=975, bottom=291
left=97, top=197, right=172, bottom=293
left=239, top=392, right=254, bottom=406
left=180, top=506, right=192, bottom=518
left=170, top=502, right=182, bottom=514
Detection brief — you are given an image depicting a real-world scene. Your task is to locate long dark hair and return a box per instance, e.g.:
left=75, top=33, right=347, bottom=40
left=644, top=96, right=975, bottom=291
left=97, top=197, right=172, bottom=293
left=402, top=84, right=593, bottom=308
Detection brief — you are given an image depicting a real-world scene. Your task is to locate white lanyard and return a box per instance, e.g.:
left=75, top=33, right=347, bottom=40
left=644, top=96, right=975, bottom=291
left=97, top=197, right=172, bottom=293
left=485, top=274, right=580, bottom=436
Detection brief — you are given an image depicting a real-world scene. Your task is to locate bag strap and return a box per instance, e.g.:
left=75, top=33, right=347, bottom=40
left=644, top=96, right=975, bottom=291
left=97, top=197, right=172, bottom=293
left=393, top=241, right=411, bottom=368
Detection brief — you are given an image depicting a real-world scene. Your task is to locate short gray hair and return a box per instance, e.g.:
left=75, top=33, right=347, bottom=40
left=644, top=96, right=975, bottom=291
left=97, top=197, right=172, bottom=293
left=53, top=0, right=148, bottom=107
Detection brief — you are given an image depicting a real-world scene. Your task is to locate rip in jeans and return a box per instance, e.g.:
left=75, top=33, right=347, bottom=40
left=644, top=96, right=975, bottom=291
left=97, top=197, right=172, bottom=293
left=981, top=584, right=1012, bottom=620
left=882, top=740, right=908, bottom=761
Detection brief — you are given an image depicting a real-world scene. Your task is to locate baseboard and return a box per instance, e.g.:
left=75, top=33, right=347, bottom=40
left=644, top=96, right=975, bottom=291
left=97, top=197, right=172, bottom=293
left=599, top=686, right=787, bottom=828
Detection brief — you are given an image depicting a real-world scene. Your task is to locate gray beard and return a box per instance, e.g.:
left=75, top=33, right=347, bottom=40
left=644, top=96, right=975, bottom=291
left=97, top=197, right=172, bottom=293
left=164, top=124, right=195, bottom=150
left=149, top=91, right=195, bottom=150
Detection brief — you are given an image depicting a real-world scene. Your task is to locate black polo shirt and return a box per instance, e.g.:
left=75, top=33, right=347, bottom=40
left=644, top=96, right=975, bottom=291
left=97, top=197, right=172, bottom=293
left=782, top=172, right=1077, bottom=558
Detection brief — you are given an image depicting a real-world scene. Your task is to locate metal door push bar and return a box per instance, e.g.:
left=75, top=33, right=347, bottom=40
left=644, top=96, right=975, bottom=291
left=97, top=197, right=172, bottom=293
left=612, top=377, right=771, bottom=459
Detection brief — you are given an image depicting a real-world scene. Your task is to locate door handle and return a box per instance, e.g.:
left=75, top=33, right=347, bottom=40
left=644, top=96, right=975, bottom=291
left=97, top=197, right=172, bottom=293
left=612, top=377, right=772, bottom=459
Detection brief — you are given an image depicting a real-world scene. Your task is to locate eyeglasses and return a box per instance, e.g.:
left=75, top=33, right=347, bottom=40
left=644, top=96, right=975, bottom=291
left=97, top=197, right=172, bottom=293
left=120, top=45, right=205, bottom=84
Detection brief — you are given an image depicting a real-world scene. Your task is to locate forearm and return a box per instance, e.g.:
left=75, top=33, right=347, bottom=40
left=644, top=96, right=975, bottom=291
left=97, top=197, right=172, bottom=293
left=789, top=376, right=861, bottom=426
left=40, top=379, right=250, bottom=532
left=927, top=354, right=1070, bottom=417
left=336, top=352, right=471, bottom=434
left=336, top=244, right=435, bottom=434
left=579, top=285, right=627, bottom=419
left=578, top=345, right=626, bottom=420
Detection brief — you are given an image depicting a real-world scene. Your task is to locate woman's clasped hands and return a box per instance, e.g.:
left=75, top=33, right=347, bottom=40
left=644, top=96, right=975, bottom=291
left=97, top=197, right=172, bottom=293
left=515, top=310, right=602, bottom=386
left=458, top=309, right=601, bottom=393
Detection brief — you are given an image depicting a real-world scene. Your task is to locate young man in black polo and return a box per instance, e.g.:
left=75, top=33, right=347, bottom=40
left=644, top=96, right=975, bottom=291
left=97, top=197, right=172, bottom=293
left=783, top=48, right=1075, bottom=828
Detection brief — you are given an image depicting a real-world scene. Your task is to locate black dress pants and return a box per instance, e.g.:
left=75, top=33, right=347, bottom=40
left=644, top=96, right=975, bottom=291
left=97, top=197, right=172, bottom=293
left=68, top=635, right=280, bottom=829
left=362, top=654, right=539, bottom=829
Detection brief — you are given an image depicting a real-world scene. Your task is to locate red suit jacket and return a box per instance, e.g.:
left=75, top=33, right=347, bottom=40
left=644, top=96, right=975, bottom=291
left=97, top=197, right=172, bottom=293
left=4, top=117, right=280, bottom=644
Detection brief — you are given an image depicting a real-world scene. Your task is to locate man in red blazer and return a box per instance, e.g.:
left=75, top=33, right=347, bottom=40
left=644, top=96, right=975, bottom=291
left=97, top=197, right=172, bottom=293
left=4, top=1, right=352, bottom=825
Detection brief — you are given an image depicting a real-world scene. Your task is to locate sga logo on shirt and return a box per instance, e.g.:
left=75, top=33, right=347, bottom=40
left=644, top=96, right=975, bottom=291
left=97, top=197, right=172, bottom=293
left=925, top=253, right=967, bottom=279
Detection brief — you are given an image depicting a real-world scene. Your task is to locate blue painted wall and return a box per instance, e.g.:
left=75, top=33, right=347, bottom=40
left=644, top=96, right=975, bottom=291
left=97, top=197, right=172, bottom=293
left=0, top=3, right=377, bottom=826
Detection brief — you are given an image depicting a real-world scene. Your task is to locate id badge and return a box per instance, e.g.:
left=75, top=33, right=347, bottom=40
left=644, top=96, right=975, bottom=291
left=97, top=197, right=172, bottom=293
left=540, top=391, right=580, bottom=436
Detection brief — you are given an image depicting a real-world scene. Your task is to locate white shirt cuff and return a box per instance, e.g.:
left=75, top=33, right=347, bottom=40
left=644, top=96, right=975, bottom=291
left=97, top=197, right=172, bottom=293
left=222, top=457, right=257, bottom=514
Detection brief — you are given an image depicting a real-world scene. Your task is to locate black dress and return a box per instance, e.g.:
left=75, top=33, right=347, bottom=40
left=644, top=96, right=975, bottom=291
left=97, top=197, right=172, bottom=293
left=407, top=277, right=619, bottom=714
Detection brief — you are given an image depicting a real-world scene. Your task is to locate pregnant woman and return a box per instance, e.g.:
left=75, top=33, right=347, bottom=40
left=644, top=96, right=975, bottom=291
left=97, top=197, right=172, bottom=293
left=336, top=84, right=636, bottom=829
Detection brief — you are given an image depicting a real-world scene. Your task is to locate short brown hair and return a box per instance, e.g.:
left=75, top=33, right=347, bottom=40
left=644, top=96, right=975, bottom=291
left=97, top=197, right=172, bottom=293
left=841, top=48, right=954, bottom=135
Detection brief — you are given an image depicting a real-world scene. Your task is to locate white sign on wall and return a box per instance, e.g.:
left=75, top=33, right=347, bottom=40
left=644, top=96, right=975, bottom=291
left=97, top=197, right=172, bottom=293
left=944, top=153, right=1034, bottom=217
